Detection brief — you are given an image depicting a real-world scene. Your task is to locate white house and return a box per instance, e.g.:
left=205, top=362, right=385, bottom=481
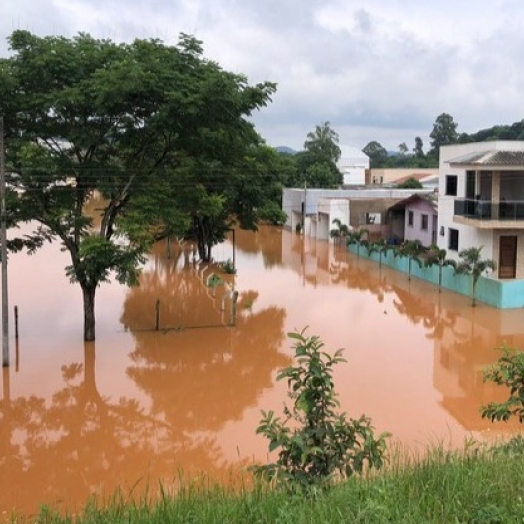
left=283, top=187, right=433, bottom=241
left=337, top=145, right=369, bottom=186
left=437, top=141, right=524, bottom=280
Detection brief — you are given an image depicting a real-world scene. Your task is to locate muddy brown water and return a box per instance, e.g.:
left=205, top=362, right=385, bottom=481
left=1, top=224, right=523, bottom=518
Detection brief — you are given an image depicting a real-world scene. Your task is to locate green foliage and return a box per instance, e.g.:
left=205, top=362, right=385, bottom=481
left=1, top=29, right=276, bottom=339
left=253, top=329, right=389, bottom=491
left=424, top=244, right=454, bottom=291
left=454, top=246, right=497, bottom=306
left=219, top=259, right=237, bottom=275
left=303, top=121, right=341, bottom=163
left=429, top=112, right=459, bottom=158
left=396, top=177, right=423, bottom=189
left=366, top=238, right=390, bottom=267
left=65, top=235, right=147, bottom=288
left=329, top=218, right=350, bottom=242
left=482, top=347, right=524, bottom=423
left=362, top=141, right=389, bottom=168
left=393, top=240, right=423, bottom=280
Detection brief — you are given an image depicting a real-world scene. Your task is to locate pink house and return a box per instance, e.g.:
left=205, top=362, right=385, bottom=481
left=388, top=194, right=438, bottom=246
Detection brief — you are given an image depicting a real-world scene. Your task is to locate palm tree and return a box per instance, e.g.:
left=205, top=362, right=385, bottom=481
left=330, top=218, right=350, bottom=246
left=454, top=246, right=497, bottom=307
left=366, top=238, right=389, bottom=268
left=393, top=240, right=424, bottom=281
left=346, top=228, right=368, bottom=257
left=424, top=244, right=454, bottom=292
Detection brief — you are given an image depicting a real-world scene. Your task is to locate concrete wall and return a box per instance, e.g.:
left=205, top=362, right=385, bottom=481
left=348, top=243, right=524, bottom=308
left=369, top=168, right=438, bottom=185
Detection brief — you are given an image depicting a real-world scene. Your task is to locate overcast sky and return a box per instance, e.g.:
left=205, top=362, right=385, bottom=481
left=1, top=0, right=524, bottom=154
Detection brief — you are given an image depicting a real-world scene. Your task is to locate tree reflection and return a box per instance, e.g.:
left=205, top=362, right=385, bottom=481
left=0, top=342, right=215, bottom=516
left=233, top=226, right=283, bottom=268
left=122, top=240, right=289, bottom=434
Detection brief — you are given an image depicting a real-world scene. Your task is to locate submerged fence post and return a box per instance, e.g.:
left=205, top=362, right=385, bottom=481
left=155, top=299, right=160, bottom=331
left=230, top=291, right=239, bottom=326
left=14, top=306, right=18, bottom=340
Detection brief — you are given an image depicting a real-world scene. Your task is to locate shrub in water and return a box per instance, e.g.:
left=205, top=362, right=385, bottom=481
left=253, top=329, right=389, bottom=491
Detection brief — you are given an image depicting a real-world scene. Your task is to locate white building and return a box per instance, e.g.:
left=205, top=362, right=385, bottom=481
left=437, top=141, right=524, bottom=280
left=337, top=145, right=369, bottom=186
left=283, top=187, right=433, bottom=241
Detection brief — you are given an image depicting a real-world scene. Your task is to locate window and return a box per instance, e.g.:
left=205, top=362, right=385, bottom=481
left=445, top=175, right=458, bottom=196
left=421, top=214, right=428, bottom=231
left=408, top=211, right=414, bottom=226
left=360, top=212, right=381, bottom=225
left=448, top=228, right=459, bottom=251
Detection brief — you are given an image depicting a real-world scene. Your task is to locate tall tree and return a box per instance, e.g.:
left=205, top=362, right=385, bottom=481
left=303, top=121, right=341, bottom=163
left=413, top=136, right=425, bottom=158
left=1, top=30, right=276, bottom=341
left=429, top=113, right=459, bottom=158
left=362, top=141, right=389, bottom=168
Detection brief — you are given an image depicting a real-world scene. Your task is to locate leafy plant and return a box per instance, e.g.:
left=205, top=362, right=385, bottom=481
left=454, top=246, right=496, bottom=306
left=346, top=228, right=368, bottom=257
left=424, top=244, right=454, bottom=292
left=482, top=347, right=524, bottom=423
left=366, top=238, right=389, bottom=268
left=329, top=218, right=350, bottom=245
left=253, top=329, right=389, bottom=491
left=393, top=239, right=424, bottom=281
left=220, top=259, right=237, bottom=274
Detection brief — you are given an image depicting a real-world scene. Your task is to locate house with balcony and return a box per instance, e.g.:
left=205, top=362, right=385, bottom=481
left=438, top=141, right=524, bottom=281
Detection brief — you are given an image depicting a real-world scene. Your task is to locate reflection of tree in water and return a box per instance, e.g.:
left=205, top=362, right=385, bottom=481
left=329, top=256, right=389, bottom=303
left=0, top=238, right=289, bottom=516
left=126, top=306, right=288, bottom=433
left=233, top=226, right=283, bottom=268
left=121, top=241, right=235, bottom=331
left=0, top=343, right=214, bottom=516
left=122, top=242, right=289, bottom=433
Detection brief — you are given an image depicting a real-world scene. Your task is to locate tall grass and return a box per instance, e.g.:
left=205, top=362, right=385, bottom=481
left=16, top=439, right=524, bottom=524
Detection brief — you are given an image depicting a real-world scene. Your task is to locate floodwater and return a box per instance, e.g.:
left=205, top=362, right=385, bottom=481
left=1, top=224, right=524, bottom=518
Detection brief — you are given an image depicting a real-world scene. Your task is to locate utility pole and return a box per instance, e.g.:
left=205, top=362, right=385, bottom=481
left=0, top=116, right=9, bottom=367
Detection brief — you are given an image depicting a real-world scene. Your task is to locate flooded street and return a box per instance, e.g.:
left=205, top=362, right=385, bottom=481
left=1, top=225, right=524, bottom=518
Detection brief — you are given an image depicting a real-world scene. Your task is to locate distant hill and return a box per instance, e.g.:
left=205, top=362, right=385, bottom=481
left=275, top=146, right=297, bottom=154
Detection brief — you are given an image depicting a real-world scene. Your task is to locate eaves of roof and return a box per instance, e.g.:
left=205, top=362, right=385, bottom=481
left=447, top=150, right=524, bottom=167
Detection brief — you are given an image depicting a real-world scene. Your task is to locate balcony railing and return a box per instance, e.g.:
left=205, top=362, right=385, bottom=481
left=454, top=198, right=524, bottom=221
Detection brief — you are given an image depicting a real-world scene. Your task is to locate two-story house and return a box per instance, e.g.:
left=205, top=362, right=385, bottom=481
left=437, top=141, right=524, bottom=280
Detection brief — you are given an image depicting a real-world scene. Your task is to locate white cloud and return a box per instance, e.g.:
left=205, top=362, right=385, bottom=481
left=2, top=0, right=524, bottom=151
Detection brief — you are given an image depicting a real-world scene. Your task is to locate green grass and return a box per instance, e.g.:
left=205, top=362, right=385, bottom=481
left=14, top=440, right=524, bottom=524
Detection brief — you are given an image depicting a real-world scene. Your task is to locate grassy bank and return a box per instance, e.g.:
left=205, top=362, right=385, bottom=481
left=17, top=441, right=524, bottom=524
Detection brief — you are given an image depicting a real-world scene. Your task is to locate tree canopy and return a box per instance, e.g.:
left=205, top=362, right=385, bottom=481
left=303, top=121, right=341, bottom=163
left=429, top=112, right=459, bottom=157
left=1, top=30, right=276, bottom=341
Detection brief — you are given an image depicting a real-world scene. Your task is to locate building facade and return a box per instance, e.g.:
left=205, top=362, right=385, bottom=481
left=437, top=141, right=524, bottom=280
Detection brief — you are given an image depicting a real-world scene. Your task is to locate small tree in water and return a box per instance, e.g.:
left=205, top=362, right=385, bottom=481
left=253, top=329, right=389, bottom=491
left=454, top=246, right=496, bottom=306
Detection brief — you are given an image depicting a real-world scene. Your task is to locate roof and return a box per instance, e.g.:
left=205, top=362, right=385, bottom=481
left=393, top=173, right=435, bottom=185
left=387, top=193, right=438, bottom=213
left=447, top=150, right=524, bottom=167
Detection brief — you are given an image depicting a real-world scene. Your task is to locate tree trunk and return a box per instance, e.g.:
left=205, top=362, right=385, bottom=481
left=82, top=285, right=97, bottom=341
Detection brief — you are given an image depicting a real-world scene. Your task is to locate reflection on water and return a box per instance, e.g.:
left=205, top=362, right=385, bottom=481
left=2, top=225, right=524, bottom=517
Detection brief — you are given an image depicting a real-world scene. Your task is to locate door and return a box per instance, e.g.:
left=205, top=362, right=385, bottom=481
left=499, top=235, right=517, bottom=279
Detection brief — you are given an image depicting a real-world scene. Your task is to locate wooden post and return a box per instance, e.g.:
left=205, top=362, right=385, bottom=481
left=230, top=291, right=239, bottom=326
left=14, top=306, right=18, bottom=340
left=155, top=299, right=160, bottom=331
